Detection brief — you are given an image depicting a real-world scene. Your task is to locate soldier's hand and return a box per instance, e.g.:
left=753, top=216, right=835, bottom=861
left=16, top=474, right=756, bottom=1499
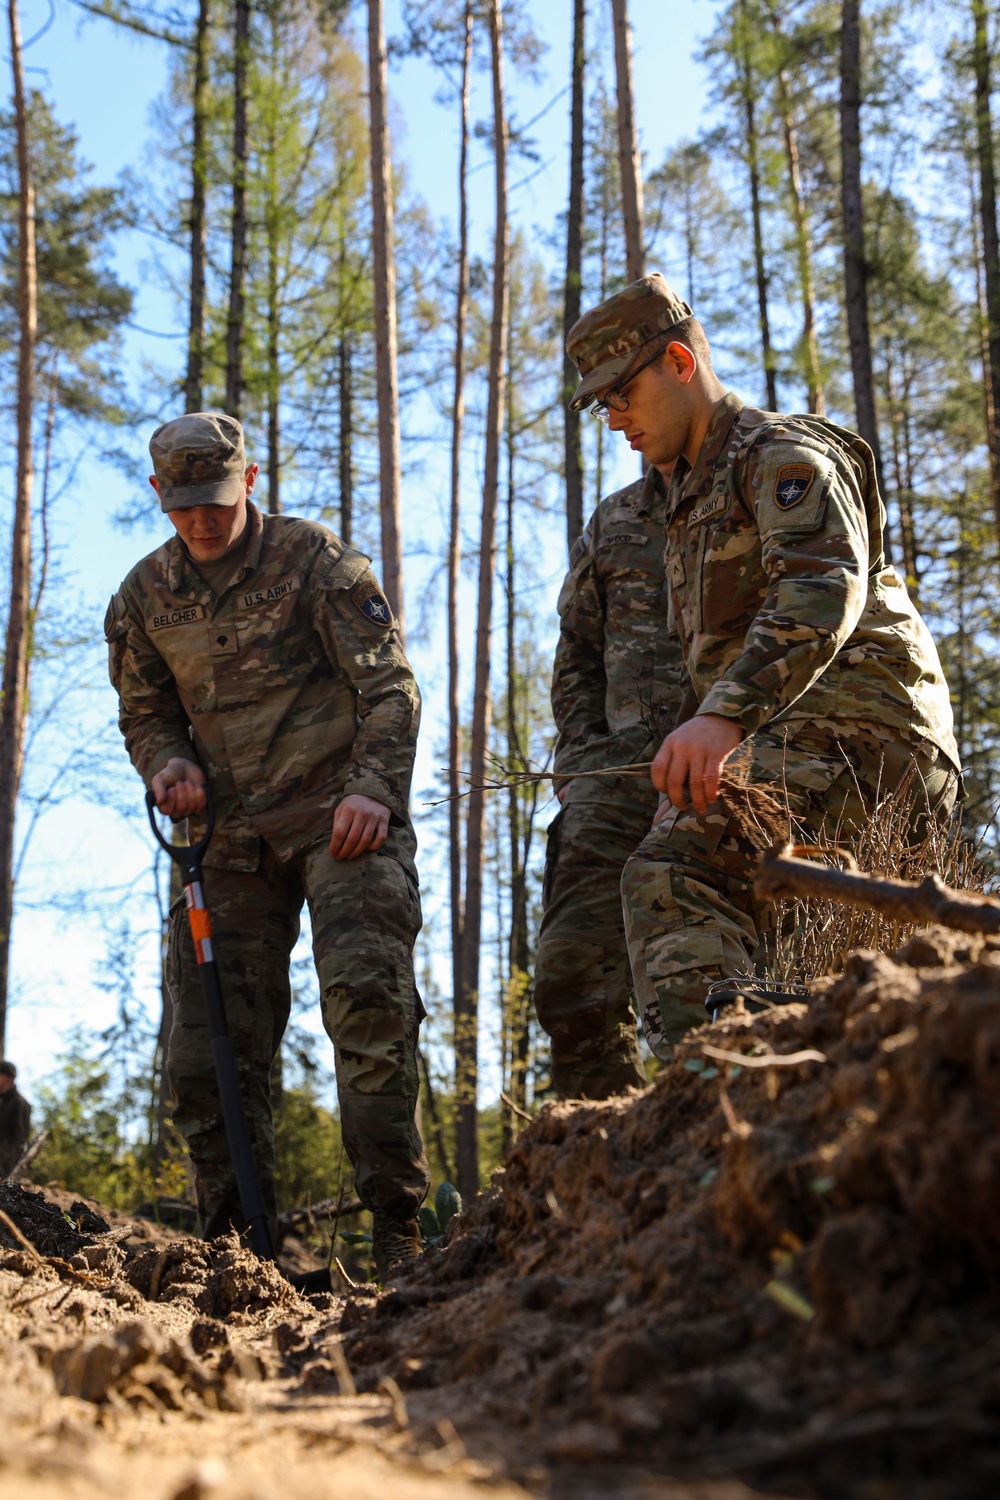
left=152, top=757, right=207, bottom=818
left=651, top=714, right=743, bottom=817
left=330, top=794, right=390, bottom=860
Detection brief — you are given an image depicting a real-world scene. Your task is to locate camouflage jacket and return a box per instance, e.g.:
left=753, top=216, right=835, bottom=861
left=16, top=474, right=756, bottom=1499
left=105, top=502, right=420, bottom=869
left=553, top=474, right=685, bottom=778
left=666, top=392, right=959, bottom=765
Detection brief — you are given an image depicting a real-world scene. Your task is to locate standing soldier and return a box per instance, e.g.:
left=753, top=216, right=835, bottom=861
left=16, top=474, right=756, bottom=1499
left=564, top=276, right=960, bottom=1055
left=0, top=1060, right=31, bottom=1177
left=535, top=470, right=685, bottom=1099
left=106, top=413, right=429, bottom=1278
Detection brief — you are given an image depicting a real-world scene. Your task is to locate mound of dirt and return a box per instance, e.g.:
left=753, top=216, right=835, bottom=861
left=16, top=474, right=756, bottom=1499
left=6, top=926, right=1000, bottom=1497
left=0, top=1181, right=125, bottom=1258
left=342, top=926, right=1000, bottom=1497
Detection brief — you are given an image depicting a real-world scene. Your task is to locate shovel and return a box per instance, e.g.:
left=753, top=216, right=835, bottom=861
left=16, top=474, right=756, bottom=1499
left=146, top=782, right=274, bottom=1262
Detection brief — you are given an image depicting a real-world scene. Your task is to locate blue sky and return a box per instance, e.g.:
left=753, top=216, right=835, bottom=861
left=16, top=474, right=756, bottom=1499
left=6, top=0, right=716, bottom=1109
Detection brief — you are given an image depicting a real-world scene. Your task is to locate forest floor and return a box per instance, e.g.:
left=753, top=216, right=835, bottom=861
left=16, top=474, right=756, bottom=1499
left=3, top=923, right=1000, bottom=1500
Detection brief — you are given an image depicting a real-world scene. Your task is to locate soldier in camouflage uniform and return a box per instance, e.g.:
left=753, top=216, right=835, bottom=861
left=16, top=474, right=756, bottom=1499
left=566, top=276, right=961, bottom=1055
left=105, top=412, right=429, bottom=1277
left=536, top=476, right=685, bottom=1097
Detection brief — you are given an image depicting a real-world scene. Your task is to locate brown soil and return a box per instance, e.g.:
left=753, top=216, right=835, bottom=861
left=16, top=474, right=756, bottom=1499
left=343, top=927, right=1000, bottom=1498
left=3, top=928, right=998, bottom=1498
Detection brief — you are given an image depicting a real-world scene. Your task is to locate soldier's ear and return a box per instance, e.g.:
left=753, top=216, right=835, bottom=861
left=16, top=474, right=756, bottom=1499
left=148, top=474, right=161, bottom=495
left=665, top=341, right=697, bottom=384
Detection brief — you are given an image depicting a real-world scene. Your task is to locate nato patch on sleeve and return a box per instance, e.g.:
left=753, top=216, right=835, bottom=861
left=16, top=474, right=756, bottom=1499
left=350, top=577, right=393, bottom=628
left=774, top=463, right=816, bottom=510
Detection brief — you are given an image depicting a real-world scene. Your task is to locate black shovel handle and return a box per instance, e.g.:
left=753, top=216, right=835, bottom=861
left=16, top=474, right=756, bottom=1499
left=145, top=782, right=274, bottom=1263
left=145, top=780, right=215, bottom=884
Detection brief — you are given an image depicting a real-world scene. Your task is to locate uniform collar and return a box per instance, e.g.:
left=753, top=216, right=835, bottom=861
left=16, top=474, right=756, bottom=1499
left=614, top=465, right=665, bottom=519
left=667, top=391, right=744, bottom=518
left=638, top=464, right=666, bottom=515
left=235, top=501, right=265, bottom=582
left=165, top=500, right=265, bottom=596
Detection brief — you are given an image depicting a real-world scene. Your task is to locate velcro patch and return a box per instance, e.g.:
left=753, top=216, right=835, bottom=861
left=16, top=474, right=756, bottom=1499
left=210, top=627, right=238, bottom=656
left=690, top=492, right=729, bottom=526
left=149, top=603, right=206, bottom=631
left=350, top=578, right=393, bottom=628
left=600, top=531, right=649, bottom=548
left=240, top=576, right=300, bottom=609
left=774, top=464, right=816, bottom=510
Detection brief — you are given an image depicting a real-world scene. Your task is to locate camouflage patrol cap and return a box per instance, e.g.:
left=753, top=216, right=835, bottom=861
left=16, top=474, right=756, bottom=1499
left=148, top=411, right=246, bottom=511
left=566, top=273, right=693, bottom=411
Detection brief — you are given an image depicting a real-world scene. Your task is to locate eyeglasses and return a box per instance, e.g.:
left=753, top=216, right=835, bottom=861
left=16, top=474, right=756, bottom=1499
left=589, top=342, right=668, bottom=424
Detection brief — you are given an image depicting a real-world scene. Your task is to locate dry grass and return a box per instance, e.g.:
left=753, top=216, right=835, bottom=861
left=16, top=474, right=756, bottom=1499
left=732, top=769, right=999, bottom=986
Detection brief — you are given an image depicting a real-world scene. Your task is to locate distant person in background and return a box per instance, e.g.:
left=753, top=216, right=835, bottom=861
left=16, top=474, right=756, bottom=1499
left=0, top=1061, right=31, bottom=1177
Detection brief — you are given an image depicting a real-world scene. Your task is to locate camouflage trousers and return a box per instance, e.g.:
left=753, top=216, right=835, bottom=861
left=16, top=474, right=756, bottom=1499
left=167, top=825, right=430, bottom=1239
left=621, top=721, right=960, bottom=1059
left=535, top=775, right=658, bottom=1098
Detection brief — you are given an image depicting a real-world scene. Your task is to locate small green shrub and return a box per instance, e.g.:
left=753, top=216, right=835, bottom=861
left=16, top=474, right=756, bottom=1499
left=418, top=1181, right=462, bottom=1245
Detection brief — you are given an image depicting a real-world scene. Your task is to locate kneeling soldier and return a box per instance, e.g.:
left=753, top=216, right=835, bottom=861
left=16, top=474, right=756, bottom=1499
left=106, top=412, right=429, bottom=1278
left=536, top=472, right=685, bottom=1097
left=565, top=277, right=961, bottom=1055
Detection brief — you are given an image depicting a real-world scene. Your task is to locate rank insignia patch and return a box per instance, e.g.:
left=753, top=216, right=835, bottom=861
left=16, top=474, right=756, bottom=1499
left=351, top=578, right=393, bottom=627
left=774, top=463, right=816, bottom=509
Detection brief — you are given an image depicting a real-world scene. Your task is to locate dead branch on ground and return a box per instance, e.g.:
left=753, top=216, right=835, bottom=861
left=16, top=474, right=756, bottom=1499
left=755, top=842, right=1000, bottom=936
left=277, top=1194, right=363, bottom=1234
left=500, top=1090, right=532, bottom=1122
left=702, top=1043, right=827, bottom=1068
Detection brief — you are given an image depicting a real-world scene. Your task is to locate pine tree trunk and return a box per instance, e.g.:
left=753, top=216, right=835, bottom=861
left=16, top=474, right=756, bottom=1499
left=225, top=0, right=250, bottom=417
left=185, top=0, right=210, bottom=413
left=775, top=67, right=824, bottom=415
left=839, top=0, right=884, bottom=490
left=610, top=0, right=645, bottom=284
left=417, top=1047, right=455, bottom=1184
left=449, top=0, right=472, bottom=1052
left=503, top=388, right=517, bottom=1157
left=683, top=176, right=696, bottom=306
left=970, top=154, right=1000, bottom=531
left=737, top=0, right=777, bottom=410
left=885, top=352, right=918, bottom=599
left=457, top=0, right=509, bottom=1203
left=34, top=360, right=55, bottom=617
left=504, top=372, right=529, bottom=1150
left=594, top=155, right=611, bottom=504
left=563, top=0, right=586, bottom=553
left=267, top=285, right=280, bottom=514
left=265, top=7, right=281, bottom=516
left=338, top=334, right=353, bottom=545
left=972, top=0, right=1000, bottom=550
left=0, top=0, right=36, bottom=1058
left=266, top=10, right=280, bottom=516
left=367, top=0, right=405, bottom=633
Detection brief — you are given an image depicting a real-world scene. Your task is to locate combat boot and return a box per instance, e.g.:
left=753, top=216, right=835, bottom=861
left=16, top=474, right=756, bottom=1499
left=372, top=1210, right=422, bottom=1283
left=704, top=979, right=810, bottom=1023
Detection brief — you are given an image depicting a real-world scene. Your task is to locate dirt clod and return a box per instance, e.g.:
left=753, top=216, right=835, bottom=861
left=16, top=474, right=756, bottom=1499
left=47, top=1317, right=243, bottom=1411
left=123, top=1232, right=305, bottom=1320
